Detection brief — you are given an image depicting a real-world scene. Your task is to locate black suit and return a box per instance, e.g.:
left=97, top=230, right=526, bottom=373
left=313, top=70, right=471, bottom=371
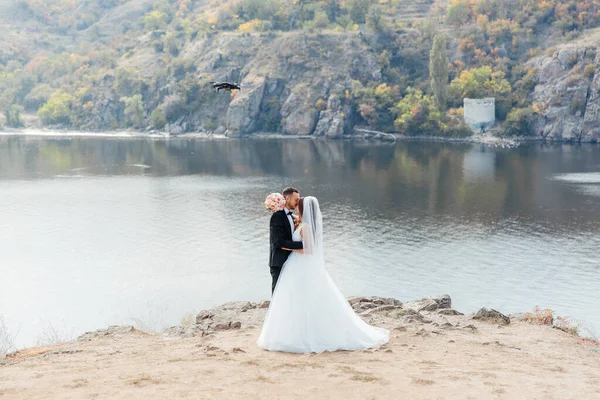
left=269, top=210, right=303, bottom=294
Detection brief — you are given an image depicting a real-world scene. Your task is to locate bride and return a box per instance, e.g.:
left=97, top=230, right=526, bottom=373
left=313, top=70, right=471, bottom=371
left=257, top=196, right=390, bottom=353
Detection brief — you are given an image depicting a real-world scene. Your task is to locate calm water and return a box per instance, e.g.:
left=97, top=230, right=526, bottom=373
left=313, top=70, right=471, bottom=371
left=1, top=136, right=600, bottom=349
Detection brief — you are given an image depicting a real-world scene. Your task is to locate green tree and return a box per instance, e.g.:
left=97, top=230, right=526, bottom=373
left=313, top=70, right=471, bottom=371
left=429, top=34, right=449, bottom=111
left=446, top=0, right=470, bottom=26
left=144, top=10, right=168, bottom=31
left=239, top=0, right=277, bottom=21
left=449, top=66, right=513, bottom=119
left=153, top=0, right=174, bottom=20
left=150, top=106, right=167, bottom=129
left=312, top=9, right=330, bottom=29
left=449, top=66, right=511, bottom=100
left=38, top=90, right=74, bottom=125
left=347, top=0, right=369, bottom=24
left=7, top=105, right=24, bottom=127
left=121, top=95, right=145, bottom=128
left=24, top=83, right=54, bottom=111
left=0, top=88, right=16, bottom=127
left=115, top=67, right=144, bottom=97
left=504, top=107, right=534, bottom=135
left=323, top=0, right=341, bottom=22
left=0, top=89, right=24, bottom=127
left=365, top=4, right=384, bottom=31
left=392, top=87, right=441, bottom=135
left=165, top=32, right=179, bottom=56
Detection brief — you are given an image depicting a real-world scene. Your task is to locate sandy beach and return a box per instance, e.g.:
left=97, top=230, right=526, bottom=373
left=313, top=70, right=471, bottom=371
left=1, top=296, right=599, bottom=399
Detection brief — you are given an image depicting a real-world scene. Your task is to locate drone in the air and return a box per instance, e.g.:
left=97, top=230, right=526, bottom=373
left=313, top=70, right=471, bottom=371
left=209, top=81, right=241, bottom=92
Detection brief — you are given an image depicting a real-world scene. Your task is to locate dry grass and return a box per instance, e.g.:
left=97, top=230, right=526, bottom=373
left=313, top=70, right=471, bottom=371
left=524, top=307, right=581, bottom=337
left=128, top=373, right=161, bottom=386
left=35, top=321, right=75, bottom=346
left=548, top=366, right=567, bottom=373
left=545, top=46, right=557, bottom=56
left=276, top=362, right=324, bottom=369
left=64, top=378, right=88, bottom=388
left=179, top=312, right=196, bottom=330
left=554, top=316, right=579, bottom=336
left=255, top=374, right=274, bottom=383
left=350, top=373, right=379, bottom=382
left=524, top=307, right=554, bottom=325
left=336, top=365, right=357, bottom=373
left=0, top=315, right=17, bottom=357
left=126, top=301, right=171, bottom=333
left=412, top=377, right=435, bottom=385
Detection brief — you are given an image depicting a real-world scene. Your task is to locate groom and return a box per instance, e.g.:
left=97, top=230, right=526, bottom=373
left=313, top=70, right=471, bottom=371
left=269, top=187, right=303, bottom=295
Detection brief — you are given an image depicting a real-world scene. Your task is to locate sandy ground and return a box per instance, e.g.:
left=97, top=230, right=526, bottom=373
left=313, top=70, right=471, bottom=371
left=2, top=300, right=599, bottom=400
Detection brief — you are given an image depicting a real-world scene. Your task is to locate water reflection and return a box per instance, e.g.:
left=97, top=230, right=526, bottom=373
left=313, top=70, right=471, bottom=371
left=3, top=136, right=599, bottom=230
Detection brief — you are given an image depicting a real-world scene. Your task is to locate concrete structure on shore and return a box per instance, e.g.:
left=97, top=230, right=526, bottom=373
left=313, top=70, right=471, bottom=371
left=464, top=98, right=496, bottom=132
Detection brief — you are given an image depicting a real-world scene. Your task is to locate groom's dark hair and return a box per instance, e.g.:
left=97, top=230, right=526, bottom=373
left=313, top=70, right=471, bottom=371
left=282, top=187, right=299, bottom=198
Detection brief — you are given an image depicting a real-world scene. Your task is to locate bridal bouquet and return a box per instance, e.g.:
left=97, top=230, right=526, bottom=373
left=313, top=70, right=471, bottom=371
left=264, top=193, right=286, bottom=212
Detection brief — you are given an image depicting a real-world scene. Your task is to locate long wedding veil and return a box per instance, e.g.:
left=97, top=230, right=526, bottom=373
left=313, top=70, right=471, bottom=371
left=301, top=196, right=324, bottom=258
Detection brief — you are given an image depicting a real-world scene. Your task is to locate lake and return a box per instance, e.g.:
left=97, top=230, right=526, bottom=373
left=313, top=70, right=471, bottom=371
left=1, top=135, right=599, bottom=349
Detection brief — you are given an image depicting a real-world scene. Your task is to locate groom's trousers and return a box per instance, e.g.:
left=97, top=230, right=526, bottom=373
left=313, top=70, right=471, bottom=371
left=270, top=266, right=282, bottom=295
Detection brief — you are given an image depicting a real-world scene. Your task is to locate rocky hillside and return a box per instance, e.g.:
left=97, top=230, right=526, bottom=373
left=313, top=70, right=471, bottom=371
left=174, top=31, right=379, bottom=137
left=528, top=30, right=600, bottom=142
left=4, top=0, right=600, bottom=139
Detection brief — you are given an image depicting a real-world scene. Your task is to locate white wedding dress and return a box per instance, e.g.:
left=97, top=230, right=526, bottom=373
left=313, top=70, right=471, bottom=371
left=257, top=197, right=389, bottom=354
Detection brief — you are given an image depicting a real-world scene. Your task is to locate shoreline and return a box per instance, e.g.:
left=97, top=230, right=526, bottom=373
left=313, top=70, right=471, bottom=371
left=1, top=128, right=598, bottom=145
left=2, top=295, right=599, bottom=399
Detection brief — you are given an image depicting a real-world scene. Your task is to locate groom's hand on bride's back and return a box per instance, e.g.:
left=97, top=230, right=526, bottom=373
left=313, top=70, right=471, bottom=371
left=270, top=212, right=303, bottom=251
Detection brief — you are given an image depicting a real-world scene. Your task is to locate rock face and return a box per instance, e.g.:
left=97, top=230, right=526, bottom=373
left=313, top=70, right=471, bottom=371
left=528, top=43, right=600, bottom=142
left=314, top=95, right=347, bottom=138
left=178, top=32, right=381, bottom=137
left=225, top=75, right=266, bottom=137
left=280, top=91, right=318, bottom=136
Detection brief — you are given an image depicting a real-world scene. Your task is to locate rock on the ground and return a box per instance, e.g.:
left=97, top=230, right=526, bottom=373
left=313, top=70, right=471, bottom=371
left=403, top=295, right=452, bottom=312
left=160, top=294, right=519, bottom=342
left=196, top=310, right=214, bottom=323
left=472, top=308, right=510, bottom=325
left=77, top=326, right=138, bottom=342
left=351, top=296, right=403, bottom=313
left=360, top=305, right=403, bottom=316
left=438, top=309, right=464, bottom=316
